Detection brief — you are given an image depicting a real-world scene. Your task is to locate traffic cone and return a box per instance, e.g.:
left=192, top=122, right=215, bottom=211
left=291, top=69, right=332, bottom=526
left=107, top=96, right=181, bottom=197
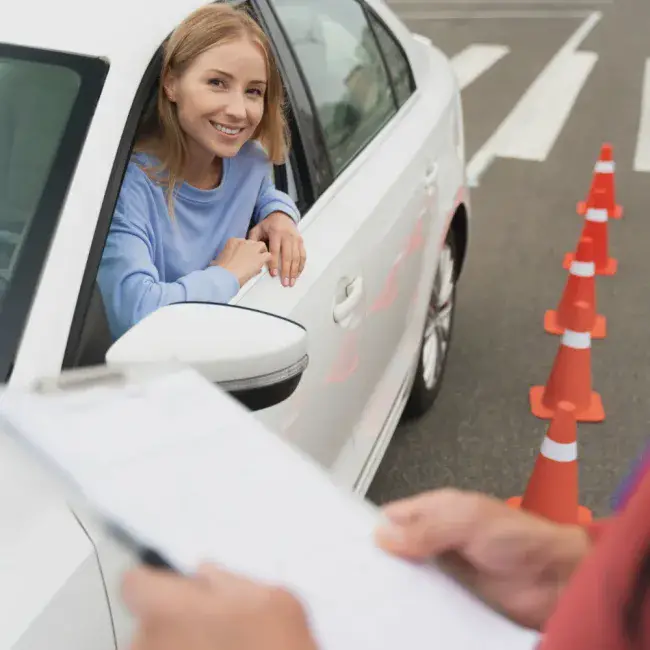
left=545, top=237, right=606, bottom=339
left=530, top=301, right=605, bottom=422
left=577, top=143, right=623, bottom=220
left=564, top=187, right=617, bottom=276
left=508, top=402, right=592, bottom=525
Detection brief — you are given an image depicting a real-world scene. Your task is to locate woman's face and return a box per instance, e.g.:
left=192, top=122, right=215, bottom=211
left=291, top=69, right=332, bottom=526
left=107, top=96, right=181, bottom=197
left=166, top=37, right=268, bottom=160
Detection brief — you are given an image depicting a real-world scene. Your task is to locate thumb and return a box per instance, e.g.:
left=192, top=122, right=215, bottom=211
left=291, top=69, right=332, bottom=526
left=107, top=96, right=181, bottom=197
left=248, top=224, right=264, bottom=242
left=375, top=489, right=483, bottom=560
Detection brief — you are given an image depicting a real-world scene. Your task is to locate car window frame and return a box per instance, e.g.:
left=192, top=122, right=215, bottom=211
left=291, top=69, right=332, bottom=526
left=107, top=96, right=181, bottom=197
left=62, top=0, right=318, bottom=369
left=266, top=0, right=407, bottom=182
left=252, top=0, right=334, bottom=200
left=361, top=1, right=416, bottom=106
left=0, top=43, right=108, bottom=382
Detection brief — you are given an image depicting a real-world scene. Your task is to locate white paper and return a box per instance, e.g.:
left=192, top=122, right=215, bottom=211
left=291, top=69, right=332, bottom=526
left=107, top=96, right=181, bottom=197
left=0, top=367, right=540, bottom=650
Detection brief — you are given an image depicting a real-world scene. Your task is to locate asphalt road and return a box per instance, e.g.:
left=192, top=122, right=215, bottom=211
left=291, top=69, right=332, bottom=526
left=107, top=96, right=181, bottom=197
left=368, top=0, right=650, bottom=517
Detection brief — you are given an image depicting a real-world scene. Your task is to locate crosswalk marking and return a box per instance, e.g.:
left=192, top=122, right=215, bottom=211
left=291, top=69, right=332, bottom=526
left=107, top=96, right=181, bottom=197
left=634, top=59, right=650, bottom=173
left=400, top=10, right=596, bottom=20
left=467, top=11, right=601, bottom=186
left=493, top=51, right=597, bottom=161
left=451, top=45, right=510, bottom=90
left=389, top=0, right=613, bottom=4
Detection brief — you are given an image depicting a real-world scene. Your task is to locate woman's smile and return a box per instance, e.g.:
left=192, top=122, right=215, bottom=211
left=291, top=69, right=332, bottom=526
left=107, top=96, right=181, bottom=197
left=210, top=121, right=245, bottom=137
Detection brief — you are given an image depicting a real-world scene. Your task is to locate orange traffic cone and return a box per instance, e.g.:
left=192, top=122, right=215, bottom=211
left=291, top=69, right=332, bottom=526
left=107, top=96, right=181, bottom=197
left=577, top=143, right=623, bottom=220
left=530, top=301, right=605, bottom=422
left=508, top=402, right=592, bottom=525
left=564, top=187, right=617, bottom=276
left=545, top=237, right=606, bottom=339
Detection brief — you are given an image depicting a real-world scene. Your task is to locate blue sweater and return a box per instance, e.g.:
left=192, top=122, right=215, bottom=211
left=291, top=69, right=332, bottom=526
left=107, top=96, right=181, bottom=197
left=97, top=143, right=300, bottom=340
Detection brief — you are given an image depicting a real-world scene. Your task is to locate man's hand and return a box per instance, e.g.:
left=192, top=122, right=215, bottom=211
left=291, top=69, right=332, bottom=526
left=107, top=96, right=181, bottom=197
left=248, top=212, right=306, bottom=287
left=122, top=564, right=319, bottom=650
left=375, top=489, right=591, bottom=630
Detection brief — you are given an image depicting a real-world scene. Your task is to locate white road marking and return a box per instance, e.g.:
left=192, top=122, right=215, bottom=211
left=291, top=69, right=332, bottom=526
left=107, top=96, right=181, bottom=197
left=634, top=59, right=650, bottom=173
left=400, top=10, right=594, bottom=19
left=391, top=0, right=612, bottom=4
left=467, top=11, right=601, bottom=187
left=451, top=45, right=510, bottom=90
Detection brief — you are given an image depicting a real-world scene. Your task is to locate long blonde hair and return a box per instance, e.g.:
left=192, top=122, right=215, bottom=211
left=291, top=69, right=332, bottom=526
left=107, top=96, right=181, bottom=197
left=134, top=3, right=289, bottom=216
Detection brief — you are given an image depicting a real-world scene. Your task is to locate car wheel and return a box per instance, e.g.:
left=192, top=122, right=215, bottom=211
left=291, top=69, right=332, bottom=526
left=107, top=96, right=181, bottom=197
left=403, top=230, right=458, bottom=420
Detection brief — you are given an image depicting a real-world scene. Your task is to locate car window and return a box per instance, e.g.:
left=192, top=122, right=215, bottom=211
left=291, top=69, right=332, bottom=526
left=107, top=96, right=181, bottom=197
left=366, top=10, right=415, bottom=108
left=271, top=0, right=397, bottom=176
left=0, top=45, right=107, bottom=380
left=0, top=60, right=79, bottom=300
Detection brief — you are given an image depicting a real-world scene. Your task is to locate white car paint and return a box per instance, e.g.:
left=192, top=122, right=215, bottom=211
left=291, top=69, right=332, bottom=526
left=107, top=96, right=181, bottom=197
left=0, top=0, right=470, bottom=647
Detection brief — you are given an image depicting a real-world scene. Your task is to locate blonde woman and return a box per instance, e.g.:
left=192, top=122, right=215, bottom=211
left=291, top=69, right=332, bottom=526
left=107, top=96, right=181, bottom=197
left=98, top=4, right=306, bottom=340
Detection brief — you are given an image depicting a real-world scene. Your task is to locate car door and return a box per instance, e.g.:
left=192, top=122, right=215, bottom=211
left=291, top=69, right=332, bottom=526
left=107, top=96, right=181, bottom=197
left=0, top=44, right=115, bottom=650
left=233, top=0, right=404, bottom=485
left=268, top=0, right=440, bottom=489
left=345, top=3, right=449, bottom=484
left=336, top=3, right=440, bottom=476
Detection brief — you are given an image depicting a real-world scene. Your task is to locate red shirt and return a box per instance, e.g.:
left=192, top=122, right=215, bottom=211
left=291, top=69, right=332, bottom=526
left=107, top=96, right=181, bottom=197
left=540, top=468, right=650, bottom=648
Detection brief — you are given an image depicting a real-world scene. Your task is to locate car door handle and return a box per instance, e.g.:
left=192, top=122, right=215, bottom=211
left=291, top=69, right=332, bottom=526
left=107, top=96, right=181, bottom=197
left=333, top=277, right=364, bottom=323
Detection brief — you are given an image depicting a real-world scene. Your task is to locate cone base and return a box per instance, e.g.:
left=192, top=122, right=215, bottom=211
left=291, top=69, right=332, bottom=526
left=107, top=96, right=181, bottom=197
left=507, top=496, right=593, bottom=524
left=563, top=252, right=618, bottom=276
left=544, top=310, right=607, bottom=339
left=577, top=200, right=623, bottom=220
left=529, top=385, right=605, bottom=422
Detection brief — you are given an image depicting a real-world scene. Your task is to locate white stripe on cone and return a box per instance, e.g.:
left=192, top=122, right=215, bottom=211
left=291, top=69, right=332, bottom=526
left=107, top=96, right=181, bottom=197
left=586, top=208, right=608, bottom=223
left=540, top=436, right=577, bottom=463
left=562, top=329, right=591, bottom=349
left=594, top=160, right=615, bottom=173
left=569, top=260, right=595, bottom=277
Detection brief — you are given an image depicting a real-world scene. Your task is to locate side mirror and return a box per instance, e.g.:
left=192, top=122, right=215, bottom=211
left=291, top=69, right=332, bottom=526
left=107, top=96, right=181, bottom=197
left=105, top=303, right=308, bottom=412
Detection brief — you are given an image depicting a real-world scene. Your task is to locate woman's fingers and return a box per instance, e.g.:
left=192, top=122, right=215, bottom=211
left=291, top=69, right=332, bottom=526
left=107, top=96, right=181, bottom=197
left=289, top=238, right=302, bottom=287
left=297, top=239, right=307, bottom=277
left=266, top=235, right=281, bottom=278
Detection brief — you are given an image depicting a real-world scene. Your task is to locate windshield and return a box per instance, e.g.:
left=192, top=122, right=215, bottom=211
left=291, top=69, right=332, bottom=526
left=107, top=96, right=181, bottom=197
left=0, top=45, right=108, bottom=379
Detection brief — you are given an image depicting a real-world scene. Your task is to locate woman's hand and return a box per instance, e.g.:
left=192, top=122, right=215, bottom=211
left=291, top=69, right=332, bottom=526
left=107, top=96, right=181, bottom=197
left=122, top=564, right=319, bottom=650
left=212, top=238, right=273, bottom=287
left=248, top=212, right=306, bottom=287
left=375, top=488, right=591, bottom=630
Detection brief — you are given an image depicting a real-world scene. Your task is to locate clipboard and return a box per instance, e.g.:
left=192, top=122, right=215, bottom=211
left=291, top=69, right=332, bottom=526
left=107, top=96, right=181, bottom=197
left=0, top=364, right=540, bottom=650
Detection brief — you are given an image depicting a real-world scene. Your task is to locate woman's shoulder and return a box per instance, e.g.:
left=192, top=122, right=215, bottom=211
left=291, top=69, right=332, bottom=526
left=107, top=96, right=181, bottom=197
left=115, top=153, right=166, bottom=205
left=111, top=153, right=166, bottom=229
left=123, top=152, right=162, bottom=186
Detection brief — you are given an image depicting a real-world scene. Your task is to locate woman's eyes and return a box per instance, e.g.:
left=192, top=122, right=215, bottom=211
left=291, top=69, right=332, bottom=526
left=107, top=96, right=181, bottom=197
left=207, top=78, right=264, bottom=97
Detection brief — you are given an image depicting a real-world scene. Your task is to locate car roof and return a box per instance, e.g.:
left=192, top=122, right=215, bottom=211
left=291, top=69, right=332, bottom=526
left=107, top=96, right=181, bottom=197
left=2, top=0, right=398, bottom=74
left=0, top=0, right=231, bottom=67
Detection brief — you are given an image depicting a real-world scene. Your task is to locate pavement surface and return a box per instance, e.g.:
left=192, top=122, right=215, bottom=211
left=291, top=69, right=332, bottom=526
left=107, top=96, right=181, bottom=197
left=368, top=0, right=650, bottom=516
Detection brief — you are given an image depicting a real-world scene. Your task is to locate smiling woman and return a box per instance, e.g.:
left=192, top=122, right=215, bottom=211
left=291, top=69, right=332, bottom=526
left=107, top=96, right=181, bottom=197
left=96, top=3, right=307, bottom=341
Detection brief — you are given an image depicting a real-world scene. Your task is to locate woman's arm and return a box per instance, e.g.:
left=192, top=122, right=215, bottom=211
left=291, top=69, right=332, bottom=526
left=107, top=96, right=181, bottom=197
left=97, top=178, right=240, bottom=340
left=252, top=167, right=300, bottom=225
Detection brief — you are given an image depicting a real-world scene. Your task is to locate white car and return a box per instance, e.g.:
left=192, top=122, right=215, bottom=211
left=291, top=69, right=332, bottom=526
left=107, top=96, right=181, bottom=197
left=0, top=0, right=470, bottom=646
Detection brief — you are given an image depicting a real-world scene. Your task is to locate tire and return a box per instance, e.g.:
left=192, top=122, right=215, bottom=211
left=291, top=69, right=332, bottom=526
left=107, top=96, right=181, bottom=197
left=403, top=229, right=458, bottom=420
